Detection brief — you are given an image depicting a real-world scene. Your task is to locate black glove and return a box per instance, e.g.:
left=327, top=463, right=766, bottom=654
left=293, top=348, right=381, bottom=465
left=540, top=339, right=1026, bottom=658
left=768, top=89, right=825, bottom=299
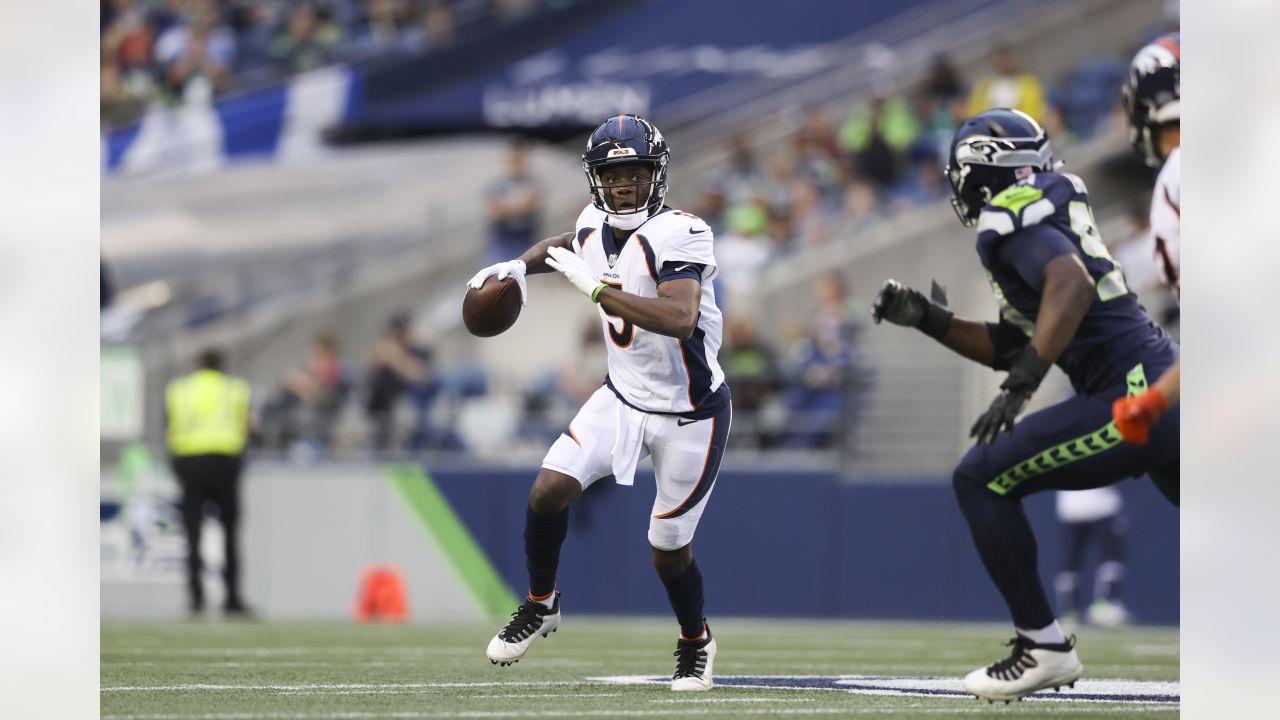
left=969, top=345, right=1052, bottom=445
left=871, top=279, right=952, bottom=340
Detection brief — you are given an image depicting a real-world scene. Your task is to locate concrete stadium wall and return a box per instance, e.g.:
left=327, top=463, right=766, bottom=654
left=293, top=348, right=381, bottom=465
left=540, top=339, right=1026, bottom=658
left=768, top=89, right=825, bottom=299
left=101, top=463, right=511, bottom=621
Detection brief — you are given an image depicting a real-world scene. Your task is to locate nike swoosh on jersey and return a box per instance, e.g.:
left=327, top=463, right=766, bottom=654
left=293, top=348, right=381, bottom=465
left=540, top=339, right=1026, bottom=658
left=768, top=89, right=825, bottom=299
left=676, top=418, right=699, bottom=426
left=688, top=227, right=707, bottom=234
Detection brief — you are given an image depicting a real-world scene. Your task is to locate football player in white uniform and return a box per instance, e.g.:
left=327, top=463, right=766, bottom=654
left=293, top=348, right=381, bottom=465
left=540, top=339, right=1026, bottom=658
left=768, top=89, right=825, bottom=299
left=1114, top=33, right=1180, bottom=443
left=467, top=114, right=730, bottom=691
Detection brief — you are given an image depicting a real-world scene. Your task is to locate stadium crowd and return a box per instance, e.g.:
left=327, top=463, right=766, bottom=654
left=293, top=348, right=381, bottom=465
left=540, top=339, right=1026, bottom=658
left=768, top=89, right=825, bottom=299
left=100, top=0, right=580, bottom=125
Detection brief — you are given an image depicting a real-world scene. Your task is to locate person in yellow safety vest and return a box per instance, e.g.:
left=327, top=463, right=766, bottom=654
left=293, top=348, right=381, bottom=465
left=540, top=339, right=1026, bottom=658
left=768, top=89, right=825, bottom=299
left=968, top=45, right=1049, bottom=126
left=166, top=349, right=252, bottom=616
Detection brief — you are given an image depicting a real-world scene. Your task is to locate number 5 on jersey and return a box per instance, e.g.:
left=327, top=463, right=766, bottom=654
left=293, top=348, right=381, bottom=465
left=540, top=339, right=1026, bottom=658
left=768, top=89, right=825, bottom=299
left=600, top=281, right=634, bottom=347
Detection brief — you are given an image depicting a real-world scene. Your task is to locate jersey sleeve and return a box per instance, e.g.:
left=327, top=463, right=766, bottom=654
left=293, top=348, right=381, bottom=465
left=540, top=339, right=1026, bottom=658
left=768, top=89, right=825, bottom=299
left=1150, top=148, right=1180, bottom=297
left=995, top=223, right=1080, bottom=292
left=655, top=215, right=717, bottom=268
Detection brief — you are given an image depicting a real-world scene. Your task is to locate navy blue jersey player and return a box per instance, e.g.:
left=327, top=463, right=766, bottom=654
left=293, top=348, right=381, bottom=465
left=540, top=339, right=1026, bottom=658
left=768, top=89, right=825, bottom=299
left=871, top=108, right=1179, bottom=702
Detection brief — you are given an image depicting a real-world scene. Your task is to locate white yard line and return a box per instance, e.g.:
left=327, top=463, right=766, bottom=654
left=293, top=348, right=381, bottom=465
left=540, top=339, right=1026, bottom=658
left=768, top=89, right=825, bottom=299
left=102, top=681, right=589, bottom=693
left=100, top=707, right=1180, bottom=720
left=649, top=697, right=816, bottom=703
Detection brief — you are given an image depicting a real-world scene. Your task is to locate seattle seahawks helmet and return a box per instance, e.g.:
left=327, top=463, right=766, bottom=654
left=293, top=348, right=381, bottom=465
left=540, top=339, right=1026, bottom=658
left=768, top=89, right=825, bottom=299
left=1122, top=33, right=1180, bottom=167
left=945, top=108, right=1055, bottom=226
left=582, top=114, right=670, bottom=231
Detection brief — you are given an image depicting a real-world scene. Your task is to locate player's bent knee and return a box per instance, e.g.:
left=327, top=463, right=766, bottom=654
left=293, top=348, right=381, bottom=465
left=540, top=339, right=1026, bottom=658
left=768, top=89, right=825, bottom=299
left=528, top=469, right=582, bottom=514
left=952, top=449, right=991, bottom=504
left=648, top=524, right=693, bottom=554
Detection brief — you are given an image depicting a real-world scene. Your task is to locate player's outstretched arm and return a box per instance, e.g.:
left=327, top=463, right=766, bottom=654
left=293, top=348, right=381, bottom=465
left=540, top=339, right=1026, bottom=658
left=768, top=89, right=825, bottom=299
left=871, top=279, right=1000, bottom=366
left=466, top=232, right=574, bottom=306
left=519, top=231, right=576, bottom=275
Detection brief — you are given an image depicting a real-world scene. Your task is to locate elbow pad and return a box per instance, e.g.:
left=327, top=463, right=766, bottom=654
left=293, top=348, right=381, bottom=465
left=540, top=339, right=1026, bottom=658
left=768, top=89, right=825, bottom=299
left=987, top=320, right=1030, bottom=371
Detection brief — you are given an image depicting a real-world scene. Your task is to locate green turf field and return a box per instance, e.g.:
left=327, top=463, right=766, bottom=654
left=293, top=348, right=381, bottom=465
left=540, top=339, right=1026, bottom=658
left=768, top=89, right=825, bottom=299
left=102, top=617, right=1178, bottom=719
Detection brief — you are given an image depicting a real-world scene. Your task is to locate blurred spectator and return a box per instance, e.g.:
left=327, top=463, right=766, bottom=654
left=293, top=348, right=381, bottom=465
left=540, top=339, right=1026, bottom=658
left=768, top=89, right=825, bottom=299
left=270, top=1, right=342, bottom=73
left=364, top=312, right=432, bottom=451
left=227, top=1, right=284, bottom=76
left=715, top=202, right=772, bottom=308
left=720, top=318, right=782, bottom=448
left=765, top=209, right=795, bottom=258
left=779, top=272, right=871, bottom=451
left=262, top=333, right=349, bottom=452
left=154, top=0, right=238, bottom=103
left=925, top=55, right=966, bottom=111
left=693, top=179, right=728, bottom=233
left=101, top=0, right=157, bottom=121
left=721, top=133, right=762, bottom=210
left=840, top=96, right=916, bottom=193
left=350, top=0, right=413, bottom=54
left=968, top=45, right=1048, bottom=124
left=793, top=106, right=845, bottom=212
left=487, top=141, right=543, bottom=263
left=416, top=0, right=457, bottom=49
left=1051, top=57, right=1128, bottom=140
left=890, top=144, right=948, bottom=209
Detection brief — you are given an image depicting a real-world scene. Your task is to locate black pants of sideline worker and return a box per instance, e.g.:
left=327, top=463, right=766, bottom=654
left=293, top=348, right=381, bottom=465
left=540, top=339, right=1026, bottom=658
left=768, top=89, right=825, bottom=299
left=172, top=453, right=244, bottom=611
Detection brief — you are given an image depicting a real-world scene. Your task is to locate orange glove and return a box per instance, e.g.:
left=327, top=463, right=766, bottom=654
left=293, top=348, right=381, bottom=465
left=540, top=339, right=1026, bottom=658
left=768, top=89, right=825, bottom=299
left=1111, top=387, right=1169, bottom=445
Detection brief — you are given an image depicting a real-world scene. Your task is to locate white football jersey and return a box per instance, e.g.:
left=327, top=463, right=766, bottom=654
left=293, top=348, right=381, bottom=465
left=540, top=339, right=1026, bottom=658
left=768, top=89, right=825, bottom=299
left=571, top=204, right=725, bottom=415
left=1149, top=146, right=1180, bottom=300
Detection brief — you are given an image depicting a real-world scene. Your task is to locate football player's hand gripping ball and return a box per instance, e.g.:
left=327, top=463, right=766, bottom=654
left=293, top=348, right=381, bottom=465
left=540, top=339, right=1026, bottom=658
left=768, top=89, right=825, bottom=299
left=546, top=246, right=606, bottom=301
left=467, top=260, right=528, bottom=305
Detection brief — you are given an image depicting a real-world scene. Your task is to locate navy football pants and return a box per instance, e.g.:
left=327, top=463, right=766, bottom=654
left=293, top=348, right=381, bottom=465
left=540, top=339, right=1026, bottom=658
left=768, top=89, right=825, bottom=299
left=952, top=362, right=1179, bottom=629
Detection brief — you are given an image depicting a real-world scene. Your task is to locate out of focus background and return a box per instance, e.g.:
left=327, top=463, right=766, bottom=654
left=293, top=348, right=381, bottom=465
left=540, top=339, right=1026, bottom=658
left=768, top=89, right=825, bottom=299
left=100, top=0, right=1181, bottom=626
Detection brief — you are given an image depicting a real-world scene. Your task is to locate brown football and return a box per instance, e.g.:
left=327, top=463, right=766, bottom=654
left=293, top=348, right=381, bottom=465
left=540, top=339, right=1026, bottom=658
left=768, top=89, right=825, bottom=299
left=462, top=275, right=522, bottom=337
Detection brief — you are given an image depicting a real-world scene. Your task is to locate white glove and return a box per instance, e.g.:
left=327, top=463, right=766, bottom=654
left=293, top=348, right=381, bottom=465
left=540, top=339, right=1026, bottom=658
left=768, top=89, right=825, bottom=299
left=546, top=246, right=604, bottom=301
left=467, top=259, right=527, bottom=305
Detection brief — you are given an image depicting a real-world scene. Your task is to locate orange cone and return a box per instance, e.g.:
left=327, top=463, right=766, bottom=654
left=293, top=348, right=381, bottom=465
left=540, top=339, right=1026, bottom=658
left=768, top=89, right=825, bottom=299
left=353, top=564, right=409, bottom=622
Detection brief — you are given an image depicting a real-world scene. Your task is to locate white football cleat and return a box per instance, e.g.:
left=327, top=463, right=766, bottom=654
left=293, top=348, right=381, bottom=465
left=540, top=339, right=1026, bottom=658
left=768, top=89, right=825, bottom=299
left=671, top=628, right=715, bottom=692
left=963, top=634, right=1083, bottom=703
left=486, top=593, right=560, bottom=666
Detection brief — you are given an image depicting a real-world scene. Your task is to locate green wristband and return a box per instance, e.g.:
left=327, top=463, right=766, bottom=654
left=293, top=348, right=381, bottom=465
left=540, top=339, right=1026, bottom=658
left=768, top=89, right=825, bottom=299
left=590, top=283, right=607, bottom=303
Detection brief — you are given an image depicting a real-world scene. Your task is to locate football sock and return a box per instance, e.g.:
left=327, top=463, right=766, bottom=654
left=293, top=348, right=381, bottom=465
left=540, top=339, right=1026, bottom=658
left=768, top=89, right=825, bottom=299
left=528, top=588, right=556, bottom=610
left=524, top=506, right=569, bottom=602
left=1017, top=620, right=1067, bottom=645
left=953, top=467, right=1055, bottom=630
left=1096, top=560, right=1125, bottom=602
left=660, top=559, right=706, bottom=640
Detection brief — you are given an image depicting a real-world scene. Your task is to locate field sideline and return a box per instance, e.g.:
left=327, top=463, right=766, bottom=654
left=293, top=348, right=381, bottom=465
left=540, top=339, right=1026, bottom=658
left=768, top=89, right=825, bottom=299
left=102, top=617, right=1178, bottom=719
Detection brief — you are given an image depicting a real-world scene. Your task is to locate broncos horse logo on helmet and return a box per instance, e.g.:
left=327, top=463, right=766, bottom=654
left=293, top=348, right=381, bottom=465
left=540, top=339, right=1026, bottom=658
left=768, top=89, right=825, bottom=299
left=582, top=114, right=671, bottom=231
left=945, top=108, right=1056, bottom=227
left=1122, top=33, right=1180, bottom=167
